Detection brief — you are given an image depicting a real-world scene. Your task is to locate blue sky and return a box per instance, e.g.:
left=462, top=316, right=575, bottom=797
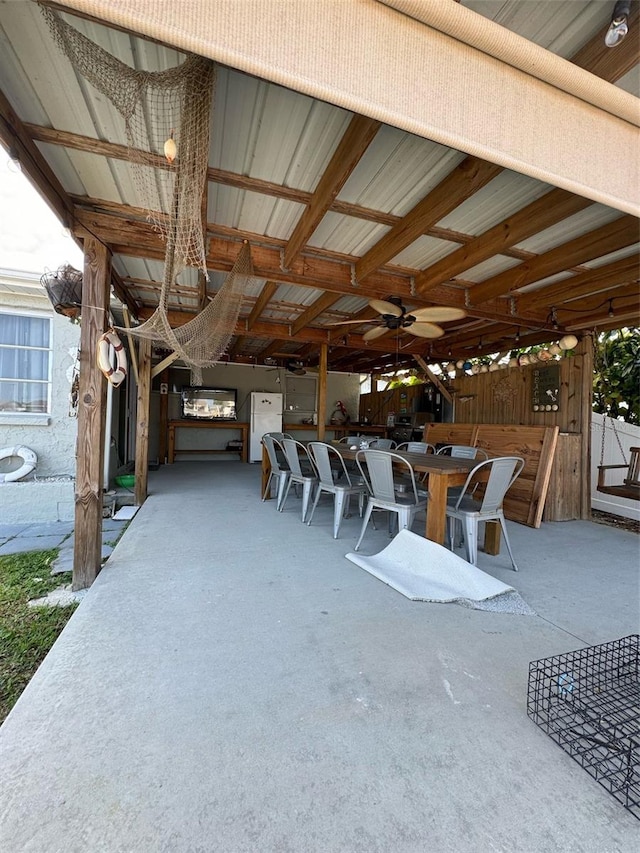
left=0, top=154, right=84, bottom=276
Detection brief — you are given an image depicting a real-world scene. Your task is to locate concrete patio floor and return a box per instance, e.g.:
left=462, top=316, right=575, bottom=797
left=0, top=461, right=638, bottom=852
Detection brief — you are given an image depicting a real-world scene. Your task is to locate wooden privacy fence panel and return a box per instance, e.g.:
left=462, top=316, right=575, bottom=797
left=423, top=423, right=559, bottom=528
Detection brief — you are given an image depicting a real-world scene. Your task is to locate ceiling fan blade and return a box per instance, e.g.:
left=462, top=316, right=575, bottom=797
left=409, top=306, right=466, bottom=322
left=406, top=322, right=445, bottom=339
left=363, top=325, right=392, bottom=341
left=368, top=298, right=403, bottom=317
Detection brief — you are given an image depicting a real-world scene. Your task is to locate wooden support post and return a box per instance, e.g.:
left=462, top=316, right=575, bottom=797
left=158, top=368, right=169, bottom=465
left=73, top=238, right=110, bottom=590
left=134, top=337, right=151, bottom=505
left=317, top=343, right=328, bottom=440
left=578, top=333, right=594, bottom=519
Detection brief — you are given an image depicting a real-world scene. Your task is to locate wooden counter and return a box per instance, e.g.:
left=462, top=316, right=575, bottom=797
left=168, top=420, right=249, bottom=463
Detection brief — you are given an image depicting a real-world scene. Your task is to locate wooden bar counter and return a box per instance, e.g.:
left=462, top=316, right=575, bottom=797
left=168, top=420, right=249, bottom=463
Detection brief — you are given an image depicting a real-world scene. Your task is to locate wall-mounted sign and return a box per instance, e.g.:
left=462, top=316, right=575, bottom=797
left=532, top=364, right=560, bottom=412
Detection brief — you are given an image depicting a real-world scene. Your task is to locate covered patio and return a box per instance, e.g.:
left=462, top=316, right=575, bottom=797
left=0, top=461, right=638, bottom=850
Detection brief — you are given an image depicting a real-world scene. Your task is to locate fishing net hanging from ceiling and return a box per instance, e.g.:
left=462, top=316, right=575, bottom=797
left=41, top=6, right=253, bottom=384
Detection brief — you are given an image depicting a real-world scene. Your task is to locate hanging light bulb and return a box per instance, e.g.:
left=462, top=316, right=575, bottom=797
left=164, top=130, right=177, bottom=164
left=605, top=0, right=631, bottom=47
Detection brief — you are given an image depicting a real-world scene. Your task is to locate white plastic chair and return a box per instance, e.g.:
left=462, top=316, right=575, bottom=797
left=395, top=441, right=435, bottom=454
left=279, top=439, right=318, bottom=522
left=261, top=434, right=290, bottom=510
left=306, top=442, right=368, bottom=538
left=446, top=456, right=525, bottom=571
left=354, top=450, right=428, bottom=551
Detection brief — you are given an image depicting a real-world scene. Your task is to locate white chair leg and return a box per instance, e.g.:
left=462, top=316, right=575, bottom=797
left=462, top=516, right=478, bottom=564
left=306, top=485, right=323, bottom=526
left=301, top=481, right=314, bottom=522
left=334, top=491, right=349, bottom=538
left=499, top=514, right=519, bottom=571
left=278, top=476, right=292, bottom=512
left=354, top=501, right=374, bottom=551
left=262, top=471, right=274, bottom=502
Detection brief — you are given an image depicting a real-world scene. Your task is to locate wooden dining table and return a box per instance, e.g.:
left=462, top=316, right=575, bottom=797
left=332, top=445, right=479, bottom=546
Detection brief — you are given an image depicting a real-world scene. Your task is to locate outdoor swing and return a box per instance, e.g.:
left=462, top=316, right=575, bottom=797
left=596, top=419, right=640, bottom=501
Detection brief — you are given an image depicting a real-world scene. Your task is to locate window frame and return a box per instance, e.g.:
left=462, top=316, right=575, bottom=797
left=0, top=307, right=53, bottom=418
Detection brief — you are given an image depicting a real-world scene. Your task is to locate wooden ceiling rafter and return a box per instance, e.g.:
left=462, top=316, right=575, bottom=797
left=283, top=114, right=381, bottom=268
left=570, top=4, right=640, bottom=82
left=290, top=291, right=343, bottom=337
left=469, top=214, right=639, bottom=305
left=36, top=125, right=544, bottom=262
left=414, top=188, right=593, bottom=294
left=517, top=254, right=639, bottom=310
left=355, top=155, right=503, bottom=282
left=246, top=280, right=278, bottom=329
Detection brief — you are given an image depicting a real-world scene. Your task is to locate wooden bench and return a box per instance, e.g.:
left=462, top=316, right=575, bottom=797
left=597, top=447, right=640, bottom=501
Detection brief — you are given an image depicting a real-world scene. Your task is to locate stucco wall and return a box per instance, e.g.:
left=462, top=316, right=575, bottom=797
left=0, top=283, right=80, bottom=521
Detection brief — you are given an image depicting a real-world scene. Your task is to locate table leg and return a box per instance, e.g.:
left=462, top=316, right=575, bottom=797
left=425, top=472, right=448, bottom=544
left=241, top=425, right=248, bottom=463
left=483, top=522, right=501, bottom=555
left=261, top=443, right=271, bottom=498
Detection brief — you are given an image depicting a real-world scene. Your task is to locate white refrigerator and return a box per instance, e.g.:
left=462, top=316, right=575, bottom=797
left=249, top=392, right=283, bottom=462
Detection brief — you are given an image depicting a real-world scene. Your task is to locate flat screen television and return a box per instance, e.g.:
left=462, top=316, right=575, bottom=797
left=180, top=386, right=237, bottom=421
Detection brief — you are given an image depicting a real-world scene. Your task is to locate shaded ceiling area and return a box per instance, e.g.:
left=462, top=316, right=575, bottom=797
left=0, top=0, right=638, bottom=375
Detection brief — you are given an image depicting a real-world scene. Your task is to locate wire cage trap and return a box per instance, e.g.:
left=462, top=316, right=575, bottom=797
left=527, top=634, right=640, bottom=819
left=41, top=264, right=83, bottom=319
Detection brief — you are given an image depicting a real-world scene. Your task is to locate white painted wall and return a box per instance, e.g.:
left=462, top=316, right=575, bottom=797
left=0, top=276, right=80, bottom=521
left=591, top=413, right=640, bottom=521
left=146, top=363, right=361, bottom=463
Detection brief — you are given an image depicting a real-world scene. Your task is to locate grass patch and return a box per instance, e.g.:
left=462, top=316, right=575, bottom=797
left=0, top=549, right=77, bottom=724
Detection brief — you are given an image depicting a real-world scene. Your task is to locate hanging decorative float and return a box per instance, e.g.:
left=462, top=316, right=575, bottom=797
left=96, top=329, right=128, bottom=387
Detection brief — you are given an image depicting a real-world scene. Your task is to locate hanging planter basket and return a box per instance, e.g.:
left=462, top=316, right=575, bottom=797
left=41, top=264, right=83, bottom=319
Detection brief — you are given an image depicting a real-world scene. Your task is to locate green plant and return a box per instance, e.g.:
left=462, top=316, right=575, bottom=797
left=0, top=550, right=77, bottom=723
left=593, top=328, right=640, bottom=425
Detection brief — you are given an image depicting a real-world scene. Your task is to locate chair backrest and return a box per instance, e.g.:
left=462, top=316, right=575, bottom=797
left=308, top=441, right=351, bottom=487
left=437, top=444, right=487, bottom=460
left=368, top=438, right=396, bottom=450
left=336, top=435, right=361, bottom=444
left=396, top=441, right=435, bottom=454
left=264, top=432, right=292, bottom=442
left=454, top=456, right=525, bottom=512
left=356, top=449, right=420, bottom=504
left=262, top=433, right=288, bottom=472
left=282, top=438, right=316, bottom=478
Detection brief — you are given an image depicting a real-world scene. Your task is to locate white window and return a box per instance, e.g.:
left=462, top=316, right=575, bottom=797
left=0, top=311, right=52, bottom=414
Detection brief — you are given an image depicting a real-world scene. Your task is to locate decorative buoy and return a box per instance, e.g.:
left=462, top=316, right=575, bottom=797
left=96, top=329, right=128, bottom=387
left=0, top=445, right=37, bottom=483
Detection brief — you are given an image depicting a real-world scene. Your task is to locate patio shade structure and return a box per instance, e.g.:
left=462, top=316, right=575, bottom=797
left=0, top=0, right=638, bottom=585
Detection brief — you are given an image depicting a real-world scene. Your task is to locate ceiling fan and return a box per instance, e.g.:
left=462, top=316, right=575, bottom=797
left=329, top=297, right=466, bottom=341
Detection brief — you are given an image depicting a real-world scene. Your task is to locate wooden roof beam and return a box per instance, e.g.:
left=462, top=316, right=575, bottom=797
left=570, top=4, right=640, bottom=82
left=469, top=215, right=639, bottom=305
left=414, top=188, right=592, bottom=294
left=355, top=156, right=503, bottom=282
left=0, top=88, right=75, bottom=230
left=283, top=114, right=381, bottom=268
left=517, top=255, right=639, bottom=311
left=290, top=291, right=342, bottom=337
left=246, top=281, right=278, bottom=330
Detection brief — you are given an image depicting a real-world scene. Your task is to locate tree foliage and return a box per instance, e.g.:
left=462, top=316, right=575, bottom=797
left=593, top=329, right=640, bottom=425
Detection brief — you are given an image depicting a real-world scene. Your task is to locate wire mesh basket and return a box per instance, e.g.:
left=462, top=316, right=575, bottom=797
left=41, top=264, right=83, bottom=319
left=527, top=635, right=639, bottom=819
